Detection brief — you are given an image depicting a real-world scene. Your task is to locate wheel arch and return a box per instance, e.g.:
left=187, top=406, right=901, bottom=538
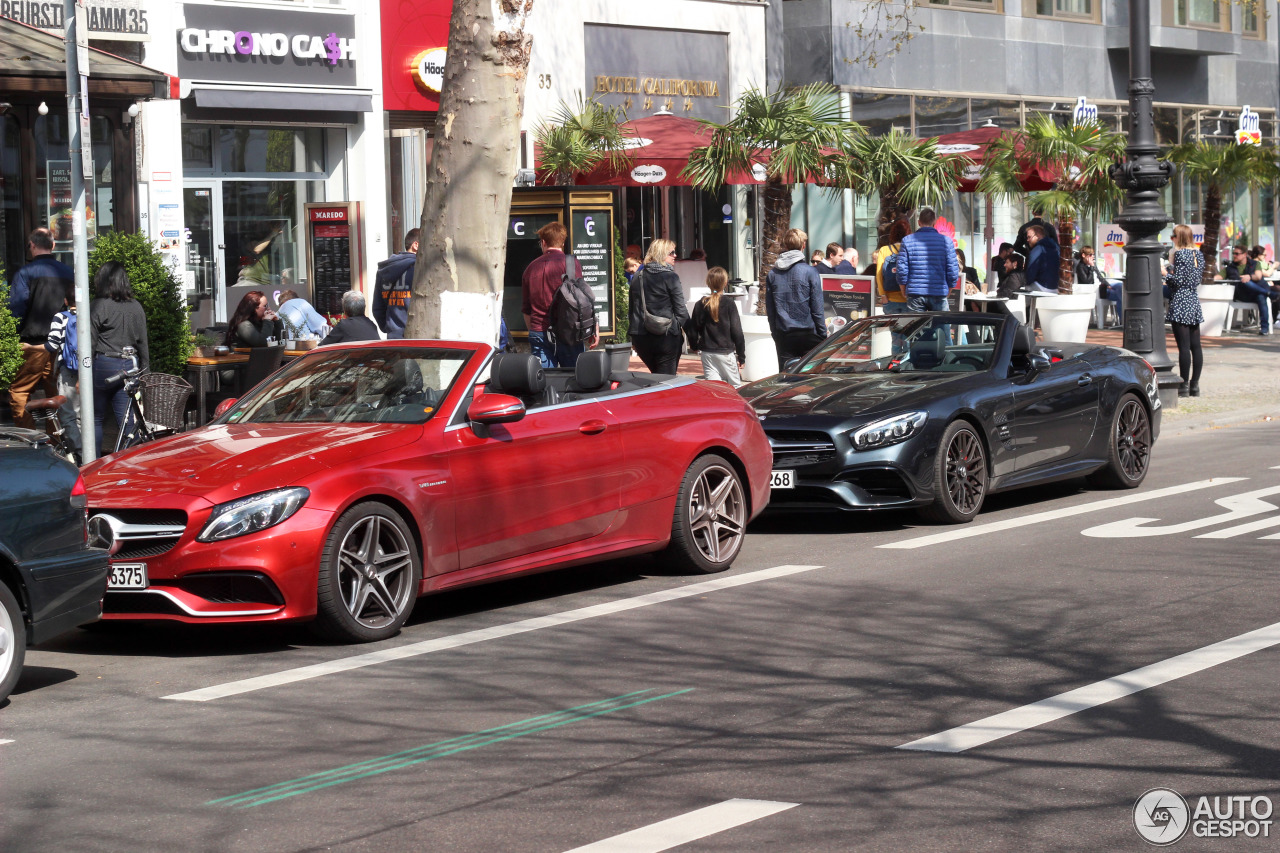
left=331, top=494, right=427, bottom=579
left=694, top=446, right=753, bottom=517
left=950, top=410, right=995, bottom=475
left=0, top=554, right=30, bottom=633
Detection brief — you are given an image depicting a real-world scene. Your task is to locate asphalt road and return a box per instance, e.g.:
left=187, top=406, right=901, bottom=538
left=5, top=419, right=1280, bottom=852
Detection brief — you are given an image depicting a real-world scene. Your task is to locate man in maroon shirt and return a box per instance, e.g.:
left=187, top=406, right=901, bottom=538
left=521, top=221, right=597, bottom=368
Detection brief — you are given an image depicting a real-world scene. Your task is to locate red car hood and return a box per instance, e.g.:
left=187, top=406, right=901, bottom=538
left=84, top=422, right=423, bottom=503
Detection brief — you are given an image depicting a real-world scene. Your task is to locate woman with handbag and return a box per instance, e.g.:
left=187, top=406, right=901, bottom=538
left=628, top=239, right=689, bottom=374
left=1165, top=224, right=1205, bottom=397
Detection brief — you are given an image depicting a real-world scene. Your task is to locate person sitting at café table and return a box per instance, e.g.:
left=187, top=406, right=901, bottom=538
left=276, top=287, right=329, bottom=340
left=320, top=291, right=382, bottom=345
left=225, top=290, right=281, bottom=348
left=1220, top=244, right=1272, bottom=335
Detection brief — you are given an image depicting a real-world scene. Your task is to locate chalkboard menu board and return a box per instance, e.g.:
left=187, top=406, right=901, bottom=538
left=570, top=207, right=615, bottom=334
left=305, top=202, right=364, bottom=319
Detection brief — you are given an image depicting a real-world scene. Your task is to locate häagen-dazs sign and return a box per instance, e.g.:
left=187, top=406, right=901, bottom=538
left=178, top=4, right=357, bottom=87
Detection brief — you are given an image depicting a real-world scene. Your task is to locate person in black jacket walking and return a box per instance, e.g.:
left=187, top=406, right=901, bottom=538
left=628, top=239, right=689, bottom=374
left=90, top=262, right=149, bottom=450
left=688, top=267, right=745, bottom=386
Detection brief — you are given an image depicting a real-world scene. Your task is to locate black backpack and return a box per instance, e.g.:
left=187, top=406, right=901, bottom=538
left=549, top=253, right=598, bottom=347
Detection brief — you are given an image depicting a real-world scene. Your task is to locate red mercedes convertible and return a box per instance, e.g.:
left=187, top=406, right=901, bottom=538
left=82, top=343, right=771, bottom=642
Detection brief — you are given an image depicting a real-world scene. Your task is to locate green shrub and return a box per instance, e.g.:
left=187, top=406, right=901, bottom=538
left=88, top=232, right=191, bottom=376
left=0, top=275, right=21, bottom=391
left=612, top=228, right=629, bottom=343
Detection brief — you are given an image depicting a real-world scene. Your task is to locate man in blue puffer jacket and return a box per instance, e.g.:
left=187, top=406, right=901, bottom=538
left=766, top=228, right=827, bottom=365
left=897, top=207, right=960, bottom=312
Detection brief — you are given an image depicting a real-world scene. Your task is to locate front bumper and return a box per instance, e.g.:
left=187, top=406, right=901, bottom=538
left=765, top=430, right=936, bottom=511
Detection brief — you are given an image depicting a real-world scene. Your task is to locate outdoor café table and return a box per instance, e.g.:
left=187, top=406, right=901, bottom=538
left=233, top=346, right=311, bottom=362
left=962, top=293, right=1008, bottom=313
left=186, top=353, right=249, bottom=426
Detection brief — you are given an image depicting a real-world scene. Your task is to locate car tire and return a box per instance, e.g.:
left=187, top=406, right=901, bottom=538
left=919, top=420, right=988, bottom=524
left=663, top=454, right=747, bottom=574
left=0, top=582, right=27, bottom=704
left=312, top=502, right=421, bottom=643
left=1086, top=393, right=1151, bottom=490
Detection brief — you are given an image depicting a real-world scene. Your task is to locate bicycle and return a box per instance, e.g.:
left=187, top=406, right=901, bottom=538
left=24, top=394, right=80, bottom=464
left=104, top=346, right=193, bottom=453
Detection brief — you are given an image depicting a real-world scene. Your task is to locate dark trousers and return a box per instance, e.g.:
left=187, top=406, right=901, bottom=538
left=1171, top=322, right=1203, bottom=386
left=772, top=329, right=823, bottom=366
left=632, top=334, right=683, bottom=375
left=93, top=356, right=135, bottom=451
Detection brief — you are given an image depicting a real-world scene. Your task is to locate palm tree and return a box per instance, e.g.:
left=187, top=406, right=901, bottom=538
left=842, top=130, right=969, bottom=248
left=1167, top=141, right=1279, bottom=282
left=979, top=114, right=1126, bottom=294
left=685, top=83, right=863, bottom=312
left=533, top=96, right=633, bottom=186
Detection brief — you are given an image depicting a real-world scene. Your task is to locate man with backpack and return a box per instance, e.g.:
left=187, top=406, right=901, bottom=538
left=521, top=221, right=598, bottom=368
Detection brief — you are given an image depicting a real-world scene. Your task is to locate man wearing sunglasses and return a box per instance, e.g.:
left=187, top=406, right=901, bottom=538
left=1222, top=244, right=1271, bottom=335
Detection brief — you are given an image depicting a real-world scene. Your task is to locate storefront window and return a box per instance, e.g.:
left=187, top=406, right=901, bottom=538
left=386, top=127, right=431, bottom=252
left=849, top=93, right=911, bottom=136
left=1153, top=107, right=1180, bottom=146
left=34, top=114, right=114, bottom=261
left=222, top=180, right=325, bottom=291
left=915, top=96, right=968, bottom=138
left=183, top=126, right=214, bottom=171
left=219, top=127, right=324, bottom=174
left=0, top=114, right=21, bottom=275
left=970, top=99, right=1020, bottom=129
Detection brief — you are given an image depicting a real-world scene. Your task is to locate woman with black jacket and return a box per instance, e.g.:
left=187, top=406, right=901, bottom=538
left=628, top=238, right=689, bottom=374
left=90, top=261, right=149, bottom=450
left=688, top=266, right=745, bottom=386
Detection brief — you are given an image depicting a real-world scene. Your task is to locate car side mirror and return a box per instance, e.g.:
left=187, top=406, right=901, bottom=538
left=782, top=358, right=802, bottom=373
left=1027, top=352, right=1052, bottom=374
left=468, top=393, right=525, bottom=426
left=212, top=398, right=238, bottom=418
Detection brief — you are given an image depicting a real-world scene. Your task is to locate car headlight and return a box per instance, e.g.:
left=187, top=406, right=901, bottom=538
left=197, top=487, right=310, bottom=542
left=850, top=412, right=928, bottom=450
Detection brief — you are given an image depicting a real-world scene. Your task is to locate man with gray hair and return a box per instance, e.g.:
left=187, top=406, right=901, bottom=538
left=319, top=290, right=382, bottom=345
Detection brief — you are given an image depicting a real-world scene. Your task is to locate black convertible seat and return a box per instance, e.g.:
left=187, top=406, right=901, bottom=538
left=908, top=337, right=943, bottom=370
left=562, top=350, right=613, bottom=400
left=489, top=352, right=558, bottom=407
left=1011, top=322, right=1035, bottom=356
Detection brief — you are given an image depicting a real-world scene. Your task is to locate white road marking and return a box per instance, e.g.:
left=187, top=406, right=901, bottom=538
left=561, top=799, right=799, bottom=853
left=0, top=739, right=12, bottom=746
left=1195, top=514, right=1280, bottom=539
left=164, top=565, right=825, bottom=702
left=899, top=619, right=1280, bottom=753
left=1083, top=485, right=1280, bottom=538
left=878, top=478, right=1246, bottom=550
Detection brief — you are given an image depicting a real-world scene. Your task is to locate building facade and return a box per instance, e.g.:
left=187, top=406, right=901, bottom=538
left=777, top=0, right=1280, bottom=275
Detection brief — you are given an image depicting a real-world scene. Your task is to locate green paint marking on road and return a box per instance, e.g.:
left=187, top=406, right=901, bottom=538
left=208, top=688, right=692, bottom=808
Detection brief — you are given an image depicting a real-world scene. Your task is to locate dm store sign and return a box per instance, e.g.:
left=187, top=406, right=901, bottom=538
left=178, top=4, right=357, bottom=87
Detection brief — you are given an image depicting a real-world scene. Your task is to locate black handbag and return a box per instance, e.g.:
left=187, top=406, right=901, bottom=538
left=636, top=271, right=673, bottom=335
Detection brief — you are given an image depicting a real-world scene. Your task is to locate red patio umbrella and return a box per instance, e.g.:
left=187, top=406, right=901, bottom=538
left=537, top=113, right=767, bottom=187
left=930, top=126, right=1056, bottom=192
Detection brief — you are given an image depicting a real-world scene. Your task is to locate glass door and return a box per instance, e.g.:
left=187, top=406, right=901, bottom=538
left=183, top=183, right=224, bottom=325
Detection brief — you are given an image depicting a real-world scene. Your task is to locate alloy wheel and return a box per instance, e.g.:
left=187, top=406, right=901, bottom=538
left=335, top=515, right=415, bottom=630
left=688, top=462, right=746, bottom=564
left=1116, top=399, right=1151, bottom=480
left=945, top=428, right=987, bottom=514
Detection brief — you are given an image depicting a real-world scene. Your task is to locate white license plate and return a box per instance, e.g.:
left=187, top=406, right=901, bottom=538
left=108, top=563, right=148, bottom=590
left=770, top=470, right=795, bottom=489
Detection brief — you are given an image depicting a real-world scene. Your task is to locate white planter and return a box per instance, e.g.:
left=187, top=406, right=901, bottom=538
left=740, top=313, right=778, bottom=382
left=1198, top=283, right=1236, bottom=337
left=1036, top=293, right=1096, bottom=342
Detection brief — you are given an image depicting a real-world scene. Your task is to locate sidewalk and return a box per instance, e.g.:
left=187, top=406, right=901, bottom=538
left=630, top=326, right=1280, bottom=436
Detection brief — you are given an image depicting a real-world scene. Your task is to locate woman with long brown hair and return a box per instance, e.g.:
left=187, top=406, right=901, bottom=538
left=688, top=266, right=745, bottom=386
left=225, top=290, right=281, bottom=348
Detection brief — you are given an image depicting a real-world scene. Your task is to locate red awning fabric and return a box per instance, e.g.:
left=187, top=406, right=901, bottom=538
left=930, top=126, right=1056, bottom=193
left=537, top=113, right=766, bottom=187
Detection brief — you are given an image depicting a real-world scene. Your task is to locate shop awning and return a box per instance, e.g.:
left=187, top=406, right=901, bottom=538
left=191, top=88, right=373, bottom=113
left=929, top=125, right=1056, bottom=192
left=0, top=16, right=169, bottom=99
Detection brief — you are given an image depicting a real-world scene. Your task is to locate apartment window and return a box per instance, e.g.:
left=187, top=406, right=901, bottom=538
left=1035, top=0, right=1092, bottom=18
left=1243, top=0, right=1262, bottom=36
left=927, top=0, right=1000, bottom=11
left=1174, top=0, right=1222, bottom=28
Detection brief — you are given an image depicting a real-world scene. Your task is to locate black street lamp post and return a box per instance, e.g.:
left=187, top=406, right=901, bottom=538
left=1110, top=0, right=1179, bottom=401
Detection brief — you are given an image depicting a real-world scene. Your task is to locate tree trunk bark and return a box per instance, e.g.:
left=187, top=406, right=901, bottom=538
left=1057, top=213, right=1075, bottom=295
left=875, top=186, right=911, bottom=249
left=405, top=0, right=533, bottom=341
left=1200, top=186, right=1222, bottom=283
left=756, top=176, right=793, bottom=314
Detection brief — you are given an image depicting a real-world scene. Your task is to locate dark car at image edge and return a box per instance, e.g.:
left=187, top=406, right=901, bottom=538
left=0, top=428, right=110, bottom=703
left=742, top=313, right=1161, bottom=523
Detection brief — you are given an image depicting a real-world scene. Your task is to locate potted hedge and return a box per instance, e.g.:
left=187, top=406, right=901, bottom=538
left=88, top=232, right=192, bottom=375
left=0, top=278, right=23, bottom=424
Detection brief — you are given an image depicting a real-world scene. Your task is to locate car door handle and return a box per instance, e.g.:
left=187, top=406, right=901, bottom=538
left=1077, top=374, right=1093, bottom=386
left=579, top=420, right=608, bottom=435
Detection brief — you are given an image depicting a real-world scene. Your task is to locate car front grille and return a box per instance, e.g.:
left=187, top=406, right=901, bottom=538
left=766, top=429, right=837, bottom=469
left=89, top=508, right=188, bottom=560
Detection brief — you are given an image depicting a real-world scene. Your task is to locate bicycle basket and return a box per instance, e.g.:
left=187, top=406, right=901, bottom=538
left=138, top=372, right=194, bottom=432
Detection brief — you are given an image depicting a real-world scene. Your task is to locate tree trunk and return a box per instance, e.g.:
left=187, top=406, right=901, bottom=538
left=875, top=186, right=911, bottom=249
left=405, top=0, right=533, bottom=341
left=1057, top=213, right=1075, bottom=295
left=1200, top=185, right=1222, bottom=283
left=755, top=176, right=793, bottom=315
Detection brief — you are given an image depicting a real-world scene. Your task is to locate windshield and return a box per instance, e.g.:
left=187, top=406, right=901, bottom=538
left=797, top=315, right=1004, bottom=375
left=221, top=347, right=473, bottom=425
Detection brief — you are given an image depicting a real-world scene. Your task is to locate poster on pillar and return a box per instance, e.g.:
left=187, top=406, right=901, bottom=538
left=570, top=208, right=615, bottom=335
left=44, top=161, right=96, bottom=250
left=820, top=276, right=873, bottom=334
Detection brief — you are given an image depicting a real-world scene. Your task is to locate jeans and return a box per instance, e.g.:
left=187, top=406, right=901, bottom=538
left=93, top=356, right=135, bottom=452
left=1105, top=282, right=1123, bottom=323
left=906, top=295, right=948, bottom=312
left=772, top=329, right=824, bottom=367
left=1234, top=280, right=1272, bottom=332
left=879, top=301, right=909, bottom=316
left=528, top=330, right=585, bottom=368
